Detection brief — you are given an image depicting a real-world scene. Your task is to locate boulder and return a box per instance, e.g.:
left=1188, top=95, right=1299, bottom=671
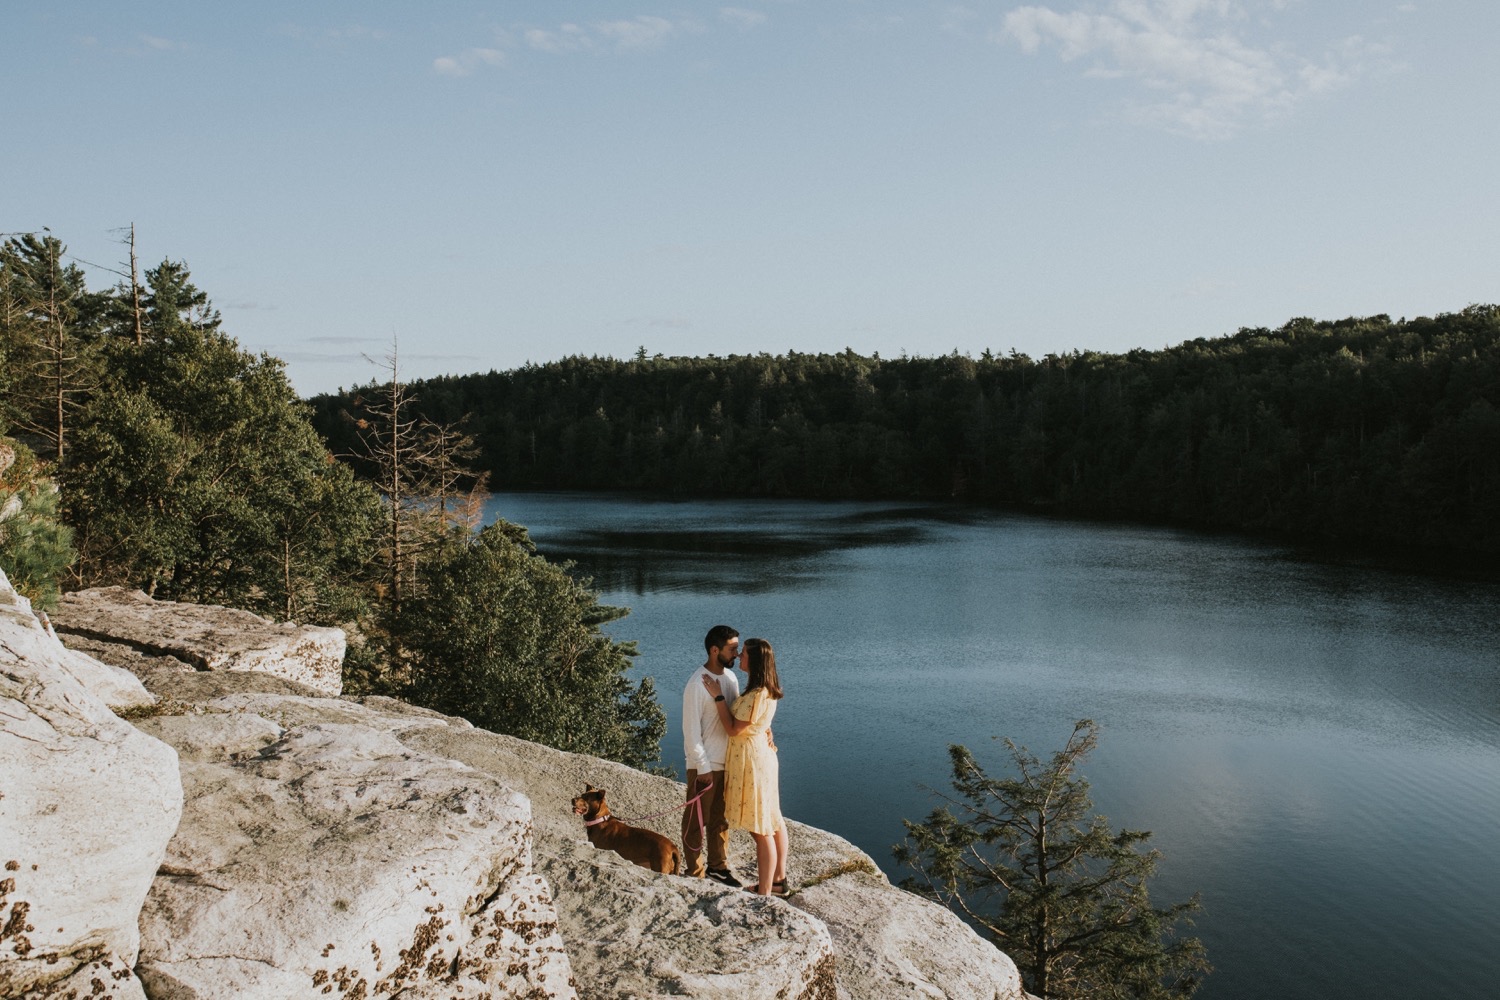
left=133, top=720, right=575, bottom=1000
left=0, top=569, right=183, bottom=998
left=792, top=871, right=1028, bottom=1000
left=51, top=587, right=345, bottom=696
left=51, top=642, right=157, bottom=712
left=2, top=578, right=156, bottom=712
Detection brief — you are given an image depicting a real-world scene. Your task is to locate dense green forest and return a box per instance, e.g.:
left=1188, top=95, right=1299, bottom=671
left=312, top=308, right=1500, bottom=557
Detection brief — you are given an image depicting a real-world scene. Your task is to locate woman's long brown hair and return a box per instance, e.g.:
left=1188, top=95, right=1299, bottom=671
left=743, top=637, right=783, bottom=700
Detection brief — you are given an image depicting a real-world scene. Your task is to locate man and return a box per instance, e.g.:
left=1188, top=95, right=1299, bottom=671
left=682, top=624, right=743, bottom=886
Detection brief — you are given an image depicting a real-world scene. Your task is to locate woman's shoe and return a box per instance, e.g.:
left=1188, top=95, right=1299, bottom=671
left=771, top=879, right=791, bottom=897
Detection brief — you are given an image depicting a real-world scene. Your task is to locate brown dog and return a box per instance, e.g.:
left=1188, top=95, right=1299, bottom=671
left=572, top=784, right=680, bottom=875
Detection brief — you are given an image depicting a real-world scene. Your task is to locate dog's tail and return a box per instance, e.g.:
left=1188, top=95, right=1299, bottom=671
left=670, top=844, right=681, bottom=877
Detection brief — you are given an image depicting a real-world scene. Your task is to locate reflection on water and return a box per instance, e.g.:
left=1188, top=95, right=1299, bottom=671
left=482, top=492, right=1500, bottom=1000
left=533, top=503, right=938, bottom=594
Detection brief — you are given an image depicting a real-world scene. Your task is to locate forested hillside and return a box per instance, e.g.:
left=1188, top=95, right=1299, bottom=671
left=312, top=308, right=1500, bottom=556
left=1, top=231, right=664, bottom=769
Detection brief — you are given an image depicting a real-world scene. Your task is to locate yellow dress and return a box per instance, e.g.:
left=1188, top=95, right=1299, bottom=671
left=723, top=687, right=783, bottom=836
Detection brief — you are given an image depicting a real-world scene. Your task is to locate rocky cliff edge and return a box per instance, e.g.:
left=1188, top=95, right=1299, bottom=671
left=2, top=573, right=1026, bottom=1000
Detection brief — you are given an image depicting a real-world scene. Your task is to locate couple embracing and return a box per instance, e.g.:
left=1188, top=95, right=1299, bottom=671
left=681, top=625, right=789, bottom=897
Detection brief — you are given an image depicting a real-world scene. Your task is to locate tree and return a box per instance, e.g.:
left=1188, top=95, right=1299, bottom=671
left=895, top=720, right=1209, bottom=1000
left=0, top=233, right=102, bottom=462
left=140, top=257, right=222, bottom=341
left=65, top=302, right=382, bottom=623
left=345, top=342, right=485, bottom=613
left=395, top=520, right=667, bottom=770
left=0, top=436, right=75, bottom=609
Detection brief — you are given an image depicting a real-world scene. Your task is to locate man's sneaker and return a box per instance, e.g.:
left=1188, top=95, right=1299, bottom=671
left=706, top=867, right=744, bottom=888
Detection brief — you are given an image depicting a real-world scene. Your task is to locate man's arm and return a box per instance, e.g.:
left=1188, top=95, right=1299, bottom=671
left=682, top=676, right=712, bottom=778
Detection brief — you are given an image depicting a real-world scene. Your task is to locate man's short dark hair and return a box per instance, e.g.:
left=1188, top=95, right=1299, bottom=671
left=704, top=624, right=739, bottom=654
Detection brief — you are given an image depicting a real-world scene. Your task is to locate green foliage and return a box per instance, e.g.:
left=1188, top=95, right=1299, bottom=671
left=0, top=233, right=105, bottom=462
left=394, top=520, right=667, bottom=770
left=312, top=306, right=1500, bottom=556
left=896, top=720, right=1209, bottom=1000
left=0, top=439, right=76, bottom=609
left=65, top=301, right=382, bottom=623
left=2, top=229, right=670, bottom=768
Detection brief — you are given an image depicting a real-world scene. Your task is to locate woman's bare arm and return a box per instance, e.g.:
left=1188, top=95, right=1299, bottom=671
left=702, top=674, right=753, bottom=735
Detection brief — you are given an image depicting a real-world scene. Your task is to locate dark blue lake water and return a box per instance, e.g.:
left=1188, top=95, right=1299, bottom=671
left=480, top=491, right=1500, bottom=1000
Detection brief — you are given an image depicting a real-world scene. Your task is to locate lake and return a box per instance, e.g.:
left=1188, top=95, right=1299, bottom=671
left=480, top=491, right=1500, bottom=1000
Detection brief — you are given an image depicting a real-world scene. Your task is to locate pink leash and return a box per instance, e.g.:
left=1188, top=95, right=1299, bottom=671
left=585, top=777, right=715, bottom=853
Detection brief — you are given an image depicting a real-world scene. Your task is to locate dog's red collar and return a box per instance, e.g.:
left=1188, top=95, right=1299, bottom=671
left=584, top=816, right=608, bottom=827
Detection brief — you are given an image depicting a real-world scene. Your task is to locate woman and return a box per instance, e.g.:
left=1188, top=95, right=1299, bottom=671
left=703, top=637, right=788, bottom=896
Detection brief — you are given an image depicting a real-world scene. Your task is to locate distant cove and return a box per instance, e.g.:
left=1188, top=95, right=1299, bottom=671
left=483, top=490, right=1500, bottom=1000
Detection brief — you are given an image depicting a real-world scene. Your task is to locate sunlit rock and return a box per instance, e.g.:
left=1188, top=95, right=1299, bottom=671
left=52, top=587, right=345, bottom=695
left=0, top=568, right=182, bottom=998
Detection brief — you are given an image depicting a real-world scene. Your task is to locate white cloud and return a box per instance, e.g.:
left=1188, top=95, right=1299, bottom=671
left=593, top=15, right=680, bottom=50
left=448, top=13, right=713, bottom=70
left=525, top=23, right=594, bottom=53
left=433, top=47, right=506, bottom=77
left=720, top=7, right=768, bottom=31
left=518, top=15, right=703, bottom=55
left=1000, top=0, right=1381, bottom=139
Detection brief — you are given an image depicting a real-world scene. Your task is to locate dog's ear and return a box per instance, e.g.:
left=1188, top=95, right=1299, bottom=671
left=595, top=787, right=607, bottom=798
left=585, top=783, right=597, bottom=792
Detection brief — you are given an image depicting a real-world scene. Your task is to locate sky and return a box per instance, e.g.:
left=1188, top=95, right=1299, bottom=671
left=5, top=1, right=1497, bottom=397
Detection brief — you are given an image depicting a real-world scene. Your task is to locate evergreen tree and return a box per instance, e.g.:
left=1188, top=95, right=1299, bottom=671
left=896, top=720, right=1209, bottom=1000
left=0, top=233, right=102, bottom=462
left=0, top=436, right=76, bottom=609
left=65, top=272, right=382, bottom=623
left=395, top=520, right=667, bottom=770
left=141, top=257, right=222, bottom=341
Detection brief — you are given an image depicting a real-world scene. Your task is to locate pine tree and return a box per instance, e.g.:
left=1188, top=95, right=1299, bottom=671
left=0, top=233, right=102, bottom=463
left=65, top=264, right=381, bottom=621
left=0, top=437, right=76, bottom=609
left=896, top=720, right=1210, bottom=1000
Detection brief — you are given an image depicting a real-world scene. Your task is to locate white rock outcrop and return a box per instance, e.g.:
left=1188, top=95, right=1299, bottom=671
left=33, top=583, right=1029, bottom=1000
left=53, top=587, right=345, bottom=695
left=0, top=569, right=183, bottom=999
left=132, top=719, right=576, bottom=1000
left=794, top=871, right=1029, bottom=1000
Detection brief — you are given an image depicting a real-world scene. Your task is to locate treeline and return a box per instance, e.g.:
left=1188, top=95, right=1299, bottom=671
left=0, top=231, right=663, bottom=770
left=312, top=308, right=1500, bottom=556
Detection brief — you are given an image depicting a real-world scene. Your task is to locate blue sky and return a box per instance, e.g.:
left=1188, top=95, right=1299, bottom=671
left=5, top=1, right=1496, bottom=396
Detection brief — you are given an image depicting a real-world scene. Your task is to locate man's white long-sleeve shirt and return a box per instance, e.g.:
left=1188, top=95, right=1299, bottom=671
left=683, top=665, right=741, bottom=775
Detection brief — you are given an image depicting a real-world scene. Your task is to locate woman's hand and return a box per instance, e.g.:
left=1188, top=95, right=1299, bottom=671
left=703, top=674, right=752, bottom=736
